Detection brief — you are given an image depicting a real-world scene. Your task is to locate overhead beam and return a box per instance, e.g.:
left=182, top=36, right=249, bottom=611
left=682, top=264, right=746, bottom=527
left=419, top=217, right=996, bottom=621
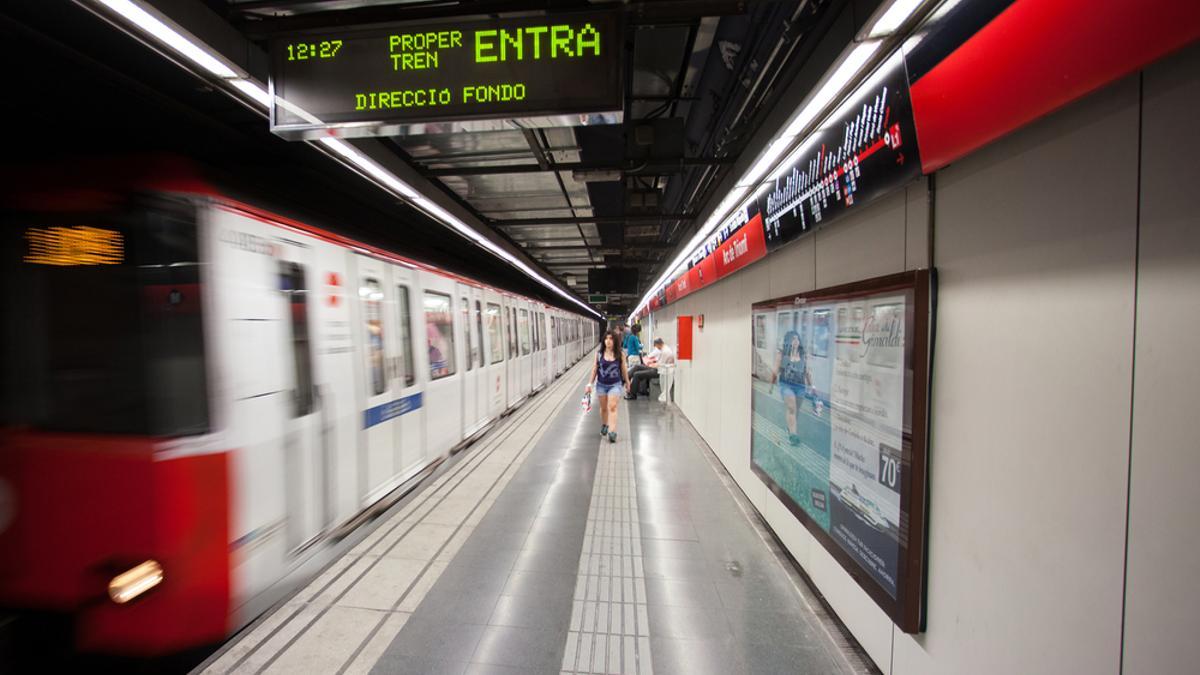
left=236, top=1, right=752, bottom=38
left=526, top=243, right=674, bottom=251
left=497, top=214, right=693, bottom=226
left=543, top=258, right=661, bottom=267
left=422, top=158, right=731, bottom=177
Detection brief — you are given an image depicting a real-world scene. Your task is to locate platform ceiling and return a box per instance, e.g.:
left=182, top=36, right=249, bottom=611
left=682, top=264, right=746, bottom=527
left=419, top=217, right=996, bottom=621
left=3, top=0, right=853, bottom=315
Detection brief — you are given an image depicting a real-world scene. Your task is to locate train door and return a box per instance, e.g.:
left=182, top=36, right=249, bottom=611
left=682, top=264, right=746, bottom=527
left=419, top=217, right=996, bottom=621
left=483, top=292, right=505, bottom=416
left=420, top=271, right=463, bottom=455
left=457, top=282, right=484, bottom=437
left=569, top=318, right=577, bottom=361
left=505, top=298, right=521, bottom=408
left=472, top=290, right=488, bottom=425
left=275, top=241, right=327, bottom=551
left=355, top=255, right=399, bottom=503
left=554, top=315, right=564, bottom=375
left=532, top=310, right=546, bottom=390
left=518, top=302, right=533, bottom=396
left=392, top=266, right=425, bottom=478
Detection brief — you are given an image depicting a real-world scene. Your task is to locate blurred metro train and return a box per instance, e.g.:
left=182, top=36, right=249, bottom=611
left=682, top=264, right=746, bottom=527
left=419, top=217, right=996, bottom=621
left=0, top=157, right=597, bottom=655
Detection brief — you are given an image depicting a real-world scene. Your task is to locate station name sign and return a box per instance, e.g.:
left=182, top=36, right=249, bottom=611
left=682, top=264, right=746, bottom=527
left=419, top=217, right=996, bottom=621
left=270, top=11, right=623, bottom=138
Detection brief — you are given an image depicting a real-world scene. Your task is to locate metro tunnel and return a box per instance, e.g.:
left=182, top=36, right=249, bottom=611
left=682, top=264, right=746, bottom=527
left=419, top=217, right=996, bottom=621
left=1, top=0, right=1198, bottom=673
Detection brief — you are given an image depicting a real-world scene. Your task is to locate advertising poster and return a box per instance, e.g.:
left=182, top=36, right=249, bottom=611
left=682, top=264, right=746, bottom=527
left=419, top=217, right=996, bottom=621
left=750, top=271, right=930, bottom=628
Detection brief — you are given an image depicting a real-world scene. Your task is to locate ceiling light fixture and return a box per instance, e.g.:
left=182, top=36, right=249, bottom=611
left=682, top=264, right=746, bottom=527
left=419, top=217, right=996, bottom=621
left=628, top=0, right=936, bottom=324
left=95, top=0, right=237, bottom=78
left=863, top=0, right=926, bottom=38
left=229, top=79, right=271, bottom=108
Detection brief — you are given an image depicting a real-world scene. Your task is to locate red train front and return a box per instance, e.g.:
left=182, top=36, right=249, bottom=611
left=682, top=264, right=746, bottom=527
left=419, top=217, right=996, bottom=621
left=0, top=165, right=231, bottom=655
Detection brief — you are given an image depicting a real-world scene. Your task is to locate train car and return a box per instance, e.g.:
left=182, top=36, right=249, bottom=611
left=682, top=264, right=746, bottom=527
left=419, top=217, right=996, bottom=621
left=0, top=156, right=593, bottom=655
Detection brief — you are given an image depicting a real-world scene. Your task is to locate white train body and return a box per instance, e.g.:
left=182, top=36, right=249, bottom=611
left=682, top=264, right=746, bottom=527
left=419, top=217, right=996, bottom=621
left=0, top=165, right=596, bottom=654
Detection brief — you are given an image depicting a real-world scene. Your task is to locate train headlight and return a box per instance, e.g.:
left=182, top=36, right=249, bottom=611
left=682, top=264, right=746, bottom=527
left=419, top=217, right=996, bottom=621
left=107, top=560, right=164, bottom=604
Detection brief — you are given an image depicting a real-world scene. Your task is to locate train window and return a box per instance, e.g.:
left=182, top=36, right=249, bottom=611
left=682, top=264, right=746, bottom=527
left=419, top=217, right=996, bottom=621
left=280, top=262, right=314, bottom=417
left=475, top=301, right=484, bottom=368
left=519, top=309, right=530, bottom=356
left=424, top=291, right=456, bottom=379
left=1, top=198, right=210, bottom=436
left=397, top=285, right=415, bottom=386
left=534, top=313, right=541, bottom=351
left=363, top=278, right=386, bottom=395
left=486, top=303, right=503, bottom=363
left=511, top=305, right=520, bottom=357
left=461, top=297, right=472, bottom=372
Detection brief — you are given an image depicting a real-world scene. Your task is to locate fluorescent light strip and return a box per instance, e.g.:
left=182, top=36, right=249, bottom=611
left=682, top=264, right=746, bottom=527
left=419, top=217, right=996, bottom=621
left=737, top=136, right=795, bottom=188
left=865, top=0, right=925, bottom=38
left=631, top=35, right=901, bottom=320
left=782, top=41, right=880, bottom=138
left=96, top=0, right=237, bottom=78
left=317, top=138, right=420, bottom=200
left=409, top=197, right=596, bottom=315
left=229, top=79, right=271, bottom=108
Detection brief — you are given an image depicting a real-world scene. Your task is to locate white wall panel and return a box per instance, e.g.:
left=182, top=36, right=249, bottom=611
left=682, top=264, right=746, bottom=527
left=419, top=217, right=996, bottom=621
left=768, top=234, right=817, bottom=300
left=1123, top=43, right=1200, bottom=674
left=814, top=188, right=907, bottom=288
left=905, top=177, right=930, bottom=271
left=894, top=74, right=1140, bottom=675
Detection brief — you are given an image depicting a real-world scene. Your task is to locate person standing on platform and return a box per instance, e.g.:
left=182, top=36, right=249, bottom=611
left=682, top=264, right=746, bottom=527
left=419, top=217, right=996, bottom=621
left=622, top=324, right=644, bottom=367
left=773, top=330, right=812, bottom=446
left=587, top=330, right=631, bottom=443
left=627, top=337, right=674, bottom=399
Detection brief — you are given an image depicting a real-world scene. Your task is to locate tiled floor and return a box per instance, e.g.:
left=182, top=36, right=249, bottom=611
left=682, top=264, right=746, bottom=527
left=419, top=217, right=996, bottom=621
left=200, top=360, right=878, bottom=675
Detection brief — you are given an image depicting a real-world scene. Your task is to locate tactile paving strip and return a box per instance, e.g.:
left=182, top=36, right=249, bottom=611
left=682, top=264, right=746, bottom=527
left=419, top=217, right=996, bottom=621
left=561, top=409, right=653, bottom=675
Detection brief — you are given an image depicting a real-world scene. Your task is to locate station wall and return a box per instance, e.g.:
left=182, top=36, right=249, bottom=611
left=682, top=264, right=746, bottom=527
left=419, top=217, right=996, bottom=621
left=644, top=42, right=1200, bottom=675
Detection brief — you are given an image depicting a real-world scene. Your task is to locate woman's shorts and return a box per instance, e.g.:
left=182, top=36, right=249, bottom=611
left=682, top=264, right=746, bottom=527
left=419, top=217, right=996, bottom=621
left=779, top=381, right=806, bottom=399
left=595, top=382, right=624, bottom=397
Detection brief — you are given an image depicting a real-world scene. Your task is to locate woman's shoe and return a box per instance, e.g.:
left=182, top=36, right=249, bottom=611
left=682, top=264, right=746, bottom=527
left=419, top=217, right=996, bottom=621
left=609, top=431, right=617, bottom=443
left=600, top=424, right=609, bottom=437
left=789, top=434, right=800, bottom=446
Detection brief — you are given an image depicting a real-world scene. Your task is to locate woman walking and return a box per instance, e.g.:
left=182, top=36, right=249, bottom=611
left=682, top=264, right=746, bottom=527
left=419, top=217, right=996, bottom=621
left=773, top=330, right=813, bottom=446
left=587, top=330, right=632, bottom=443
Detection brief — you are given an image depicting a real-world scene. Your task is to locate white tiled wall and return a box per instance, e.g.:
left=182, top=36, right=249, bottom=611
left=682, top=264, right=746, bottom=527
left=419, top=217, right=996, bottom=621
left=644, top=42, right=1200, bottom=675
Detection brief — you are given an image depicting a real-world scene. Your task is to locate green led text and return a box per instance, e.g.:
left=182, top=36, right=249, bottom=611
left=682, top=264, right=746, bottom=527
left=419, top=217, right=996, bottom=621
left=354, top=83, right=528, bottom=110
left=475, top=22, right=601, bottom=62
left=389, top=30, right=462, bottom=71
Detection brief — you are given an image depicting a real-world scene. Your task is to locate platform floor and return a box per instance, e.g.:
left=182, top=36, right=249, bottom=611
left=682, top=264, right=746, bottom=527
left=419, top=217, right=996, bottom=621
left=199, top=360, right=877, bottom=675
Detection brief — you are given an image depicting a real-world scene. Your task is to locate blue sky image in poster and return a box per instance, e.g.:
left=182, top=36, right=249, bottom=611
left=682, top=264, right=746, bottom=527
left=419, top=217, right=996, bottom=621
left=752, top=291, right=910, bottom=599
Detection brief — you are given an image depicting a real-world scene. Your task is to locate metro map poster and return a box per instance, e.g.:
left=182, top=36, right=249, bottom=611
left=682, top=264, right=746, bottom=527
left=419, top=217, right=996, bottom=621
left=750, top=270, right=931, bottom=631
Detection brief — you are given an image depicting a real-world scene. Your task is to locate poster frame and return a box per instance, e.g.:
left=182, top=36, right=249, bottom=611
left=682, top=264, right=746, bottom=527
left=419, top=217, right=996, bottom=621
left=749, top=268, right=932, bottom=633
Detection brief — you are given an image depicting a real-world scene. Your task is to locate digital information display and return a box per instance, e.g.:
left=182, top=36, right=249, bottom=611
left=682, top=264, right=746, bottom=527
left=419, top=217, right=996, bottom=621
left=24, top=226, right=124, bottom=266
left=270, top=11, right=623, bottom=138
left=760, top=51, right=921, bottom=251
left=750, top=270, right=931, bottom=632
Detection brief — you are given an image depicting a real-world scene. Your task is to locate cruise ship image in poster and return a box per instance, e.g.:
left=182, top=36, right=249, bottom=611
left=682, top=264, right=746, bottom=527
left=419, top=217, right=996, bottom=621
left=827, top=297, right=906, bottom=598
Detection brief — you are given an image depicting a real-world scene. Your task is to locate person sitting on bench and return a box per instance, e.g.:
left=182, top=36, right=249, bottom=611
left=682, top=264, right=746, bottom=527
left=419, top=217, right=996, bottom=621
left=627, top=338, right=674, bottom=399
